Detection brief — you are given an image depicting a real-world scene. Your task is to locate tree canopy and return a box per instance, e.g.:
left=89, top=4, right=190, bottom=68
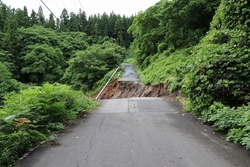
left=128, top=0, right=220, bottom=69
left=61, top=41, right=126, bottom=91
left=0, top=1, right=131, bottom=100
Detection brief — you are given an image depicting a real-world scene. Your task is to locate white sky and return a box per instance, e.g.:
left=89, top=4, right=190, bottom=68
left=2, top=0, right=160, bottom=18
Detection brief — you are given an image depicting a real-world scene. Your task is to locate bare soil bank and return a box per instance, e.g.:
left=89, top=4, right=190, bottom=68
left=94, top=79, right=180, bottom=99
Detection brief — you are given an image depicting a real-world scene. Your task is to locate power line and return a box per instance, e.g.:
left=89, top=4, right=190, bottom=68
left=40, top=0, right=58, bottom=19
left=36, top=0, right=50, bottom=16
left=52, top=0, right=62, bottom=17
left=78, top=0, right=84, bottom=10
left=60, top=0, right=67, bottom=10
left=72, top=0, right=80, bottom=12
left=39, top=0, right=86, bottom=50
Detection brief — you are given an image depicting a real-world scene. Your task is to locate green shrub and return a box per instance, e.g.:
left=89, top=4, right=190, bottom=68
left=0, top=83, right=99, bottom=166
left=139, top=48, right=194, bottom=93
left=0, top=62, right=20, bottom=105
left=183, top=0, right=250, bottom=115
left=207, top=102, right=250, bottom=150
left=61, top=41, right=126, bottom=91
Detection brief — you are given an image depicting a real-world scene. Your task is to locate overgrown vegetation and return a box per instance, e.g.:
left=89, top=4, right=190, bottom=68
left=129, top=0, right=250, bottom=150
left=0, top=62, right=20, bottom=105
left=61, top=41, right=126, bottom=91
left=140, top=48, right=194, bottom=92
left=182, top=0, right=250, bottom=148
left=1, top=0, right=250, bottom=165
left=0, top=1, right=130, bottom=166
left=0, top=83, right=99, bottom=166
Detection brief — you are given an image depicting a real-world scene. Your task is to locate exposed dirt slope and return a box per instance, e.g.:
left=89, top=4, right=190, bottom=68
left=94, top=79, right=178, bottom=99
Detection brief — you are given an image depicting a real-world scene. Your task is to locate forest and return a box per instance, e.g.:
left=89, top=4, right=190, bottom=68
left=1, top=0, right=250, bottom=166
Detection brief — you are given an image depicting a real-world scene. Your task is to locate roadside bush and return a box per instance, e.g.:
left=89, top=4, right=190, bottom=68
left=0, top=62, right=20, bottom=105
left=208, top=102, right=250, bottom=150
left=183, top=0, right=250, bottom=115
left=0, top=83, right=99, bottom=166
left=180, top=0, right=250, bottom=151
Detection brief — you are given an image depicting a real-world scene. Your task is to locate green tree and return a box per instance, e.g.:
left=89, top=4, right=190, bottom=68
left=15, top=7, right=29, bottom=28
left=37, top=6, right=45, bottom=25
left=0, top=3, right=8, bottom=31
left=184, top=0, right=250, bottom=115
left=69, top=12, right=79, bottom=32
left=21, top=44, right=64, bottom=83
left=61, top=41, right=125, bottom=91
left=128, top=0, right=220, bottom=69
left=60, top=8, right=70, bottom=31
left=128, top=2, right=164, bottom=69
left=114, top=15, right=124, bottom=46
left=46, top=13, right=56, bottom=29
left=29, top=10, right=38, bottom=26
left=10, top=25, right=64, bottom=82
left=78, top=9, right=87, bottom=32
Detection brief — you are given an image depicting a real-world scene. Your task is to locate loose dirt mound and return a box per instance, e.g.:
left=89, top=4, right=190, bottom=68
left=94, top=79, right=178, bottom=99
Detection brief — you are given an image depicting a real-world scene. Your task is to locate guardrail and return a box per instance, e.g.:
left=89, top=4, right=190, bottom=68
left=95, top=66, right=120, bottom=99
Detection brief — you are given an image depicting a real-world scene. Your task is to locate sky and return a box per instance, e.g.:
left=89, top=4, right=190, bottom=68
left=2, top=0, right=160, bottom=19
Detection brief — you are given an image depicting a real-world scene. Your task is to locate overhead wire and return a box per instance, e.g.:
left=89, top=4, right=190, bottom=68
left=72, top=0, right=80, bottom=12
left=78, top=0, right=84, bottom=11
left=36, top=0, right=50, bottom=16
left=39, top=0, right=85, bottom=49
left=40, top=0, right=58, bottom=19
left=59, top=0, right=67, bottom=10
left=52, top=0, right=62, bottom=17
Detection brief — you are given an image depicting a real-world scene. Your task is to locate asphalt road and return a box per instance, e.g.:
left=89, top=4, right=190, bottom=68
left=17, top=98, right=250, bottom=167
left=118, top=63, right=140, bottom=82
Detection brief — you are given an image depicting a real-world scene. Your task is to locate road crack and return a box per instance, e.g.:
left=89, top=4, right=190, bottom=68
left=84, top=116, right=107, bottom=166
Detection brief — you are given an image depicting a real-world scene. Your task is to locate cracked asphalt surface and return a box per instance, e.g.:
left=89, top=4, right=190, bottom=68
left=17, top=98, right=250, bottom=167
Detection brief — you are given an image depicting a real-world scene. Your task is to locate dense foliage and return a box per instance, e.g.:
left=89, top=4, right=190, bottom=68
left=0, top=62, right=20, bottom=105
left=1, top=0, right=250, bottom=165
left=0, top=0, right=131, bottom=91
left=129, top=0, right=250, bottom=149
left=128, top=0, right=220, bottom=69
left=208, top=102, right=250, bottom=150
left=61, top=41, right=126, bottom=91
left=182, top=0, right=250, bottom=148
left=0, top=1, right=130, bottom=166
left=0, top=83, right=99, bottom=166
left=184, top=0, right=250, bottom=112
left=0, top=1, right=133, bottom=48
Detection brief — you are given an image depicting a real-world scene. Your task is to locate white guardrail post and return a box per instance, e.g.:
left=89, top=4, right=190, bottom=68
left=95, top=66, right=120, bottom=100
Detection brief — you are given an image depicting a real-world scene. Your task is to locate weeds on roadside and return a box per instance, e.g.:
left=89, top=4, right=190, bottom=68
left=0, top=83, right=99, bottom=166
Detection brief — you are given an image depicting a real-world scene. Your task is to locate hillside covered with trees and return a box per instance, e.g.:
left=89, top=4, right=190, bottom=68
left=0, top=0, right=250, bottom=166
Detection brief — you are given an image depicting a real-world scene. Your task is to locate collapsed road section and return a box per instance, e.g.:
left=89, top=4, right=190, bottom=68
left=95, top=63, right=175, bottom=99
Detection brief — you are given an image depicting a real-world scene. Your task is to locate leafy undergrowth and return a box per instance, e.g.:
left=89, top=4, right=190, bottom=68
left=139, top=48, right=194, bottom=92
left=181, top=0, right=250, bottom=149
left=205, top=102, right=250, bottom=150
left=0, top=83, right=99, bottom=166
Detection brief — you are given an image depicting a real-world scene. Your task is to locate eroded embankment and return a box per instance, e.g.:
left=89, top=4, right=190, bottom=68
left=94, top=79, right=179, bottom=99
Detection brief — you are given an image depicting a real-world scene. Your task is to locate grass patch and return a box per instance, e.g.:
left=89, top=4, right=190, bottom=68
left=139, top=48, right=195, bottom=92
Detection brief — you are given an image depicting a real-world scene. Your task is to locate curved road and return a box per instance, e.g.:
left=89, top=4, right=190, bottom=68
left=17, top=98, right=250, bottom=167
